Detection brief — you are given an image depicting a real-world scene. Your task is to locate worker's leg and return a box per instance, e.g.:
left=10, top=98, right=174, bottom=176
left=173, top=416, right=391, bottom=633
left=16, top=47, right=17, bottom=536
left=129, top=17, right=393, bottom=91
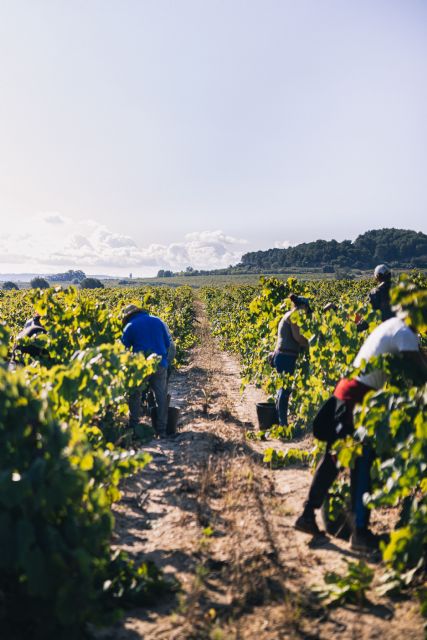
left=128, top=385, right=143, bottom=430
left=150, top=365, right=169, bottom=436
left=349, top=445, right=379, bottom=551
left=350, top=445, right=375, bottom=529
left=274, top=353, right=297, bottom=426
left=294, top=449, right=339, bottom=536
left=276, top=387, right=291, bottom=426
left=306, top=450, right=339, bottom=511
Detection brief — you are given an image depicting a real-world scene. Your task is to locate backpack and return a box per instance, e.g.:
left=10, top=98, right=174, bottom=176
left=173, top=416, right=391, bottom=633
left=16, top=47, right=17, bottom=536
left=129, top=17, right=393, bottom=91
left=312, top=396, right=351, bottom=443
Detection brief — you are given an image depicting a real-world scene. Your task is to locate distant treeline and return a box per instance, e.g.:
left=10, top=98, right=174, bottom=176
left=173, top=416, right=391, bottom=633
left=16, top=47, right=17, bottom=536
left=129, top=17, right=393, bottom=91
left=49, top=270, right=86, bottom=282
left=157, top=228, right=427, bottom=277
left=240, top=228, right=427, bottom=271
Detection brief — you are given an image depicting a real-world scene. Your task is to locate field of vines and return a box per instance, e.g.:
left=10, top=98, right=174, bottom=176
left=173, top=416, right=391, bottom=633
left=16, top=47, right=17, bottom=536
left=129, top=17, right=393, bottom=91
left=201, top=274, right=427, bottom=613
left=1, top=275, right=426, bottom=638
left=0, top=285, right=196, bottom=639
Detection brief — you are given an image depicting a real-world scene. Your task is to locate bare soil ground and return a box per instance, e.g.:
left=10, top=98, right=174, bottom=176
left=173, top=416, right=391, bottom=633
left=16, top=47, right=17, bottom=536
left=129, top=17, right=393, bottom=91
left=97, top=301, right=424, bottom=640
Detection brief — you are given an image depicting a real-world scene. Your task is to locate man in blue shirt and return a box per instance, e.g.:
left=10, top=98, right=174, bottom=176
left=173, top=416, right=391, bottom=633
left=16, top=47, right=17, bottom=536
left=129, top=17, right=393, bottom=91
left=121, top=304, right=171, bottom=437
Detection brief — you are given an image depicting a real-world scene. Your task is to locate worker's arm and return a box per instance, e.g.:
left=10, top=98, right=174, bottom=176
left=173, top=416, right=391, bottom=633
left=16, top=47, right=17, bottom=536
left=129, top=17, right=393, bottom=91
left=121, top=323, right=133, bottom=349
left=160, top=321, right=171, bottom=351
left=290, top=319, right=309, bottom=348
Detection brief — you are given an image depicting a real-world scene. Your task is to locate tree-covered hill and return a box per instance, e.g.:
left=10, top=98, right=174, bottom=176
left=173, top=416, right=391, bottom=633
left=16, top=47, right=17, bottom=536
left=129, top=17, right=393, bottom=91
left=238, top=228, right=427, bottom=272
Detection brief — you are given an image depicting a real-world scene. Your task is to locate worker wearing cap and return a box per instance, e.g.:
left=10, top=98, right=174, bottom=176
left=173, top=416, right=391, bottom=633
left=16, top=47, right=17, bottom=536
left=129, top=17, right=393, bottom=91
left=369, top=264, right=393, bottom=322
left=355, top=264, right=394, bottom=332
left=272, top=293, right=311, bottom=426
left=121, top=304, right=171, bottom=438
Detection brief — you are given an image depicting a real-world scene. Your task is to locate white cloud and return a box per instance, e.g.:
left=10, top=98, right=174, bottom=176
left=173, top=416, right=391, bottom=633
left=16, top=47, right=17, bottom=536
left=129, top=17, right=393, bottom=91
left=274, top=240, right=292, bottom=249
left=91, top=225, right=137, bottom=249
left=69, top=235, right=94, bottom=250
left=0, top=217, right=248, bottom=274
left=185, top=230, right=246, bottom=245
left=39, top=212, right=68, bottom=225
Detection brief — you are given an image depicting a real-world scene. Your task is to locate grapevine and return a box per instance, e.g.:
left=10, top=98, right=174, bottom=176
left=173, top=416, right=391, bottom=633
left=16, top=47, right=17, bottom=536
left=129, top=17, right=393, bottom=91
left=0, top=285, right=196, bottom=638
left=202, top=274, right=427, bottom=604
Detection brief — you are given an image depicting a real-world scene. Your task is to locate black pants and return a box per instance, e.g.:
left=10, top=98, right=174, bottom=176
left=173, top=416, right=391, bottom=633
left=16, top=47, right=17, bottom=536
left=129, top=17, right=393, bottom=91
left=306, top=450, right=338, bottom=509
left=305, top=446, right=375, bottom=529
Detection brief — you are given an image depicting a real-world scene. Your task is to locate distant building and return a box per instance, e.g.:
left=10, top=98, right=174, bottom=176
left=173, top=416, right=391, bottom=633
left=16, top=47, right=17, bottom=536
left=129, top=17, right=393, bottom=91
left=129, top=273, right=133, bottom=279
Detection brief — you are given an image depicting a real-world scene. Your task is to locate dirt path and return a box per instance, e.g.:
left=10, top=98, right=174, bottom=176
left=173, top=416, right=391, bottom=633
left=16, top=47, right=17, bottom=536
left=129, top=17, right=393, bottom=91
left=98, top=300, right=424, bottom=640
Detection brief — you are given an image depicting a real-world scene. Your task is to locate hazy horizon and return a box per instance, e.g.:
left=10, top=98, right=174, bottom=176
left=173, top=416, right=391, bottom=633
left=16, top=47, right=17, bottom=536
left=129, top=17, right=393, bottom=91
left=1, top=1, right=426, bottom=276
left=0, top=225, right=425, bottom=280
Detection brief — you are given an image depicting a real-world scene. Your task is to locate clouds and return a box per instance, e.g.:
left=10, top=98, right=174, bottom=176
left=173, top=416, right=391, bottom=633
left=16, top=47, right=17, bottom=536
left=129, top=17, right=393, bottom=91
left=42, top=214, right=66, bottom=225
left=0, top=216, right=247, bottom=274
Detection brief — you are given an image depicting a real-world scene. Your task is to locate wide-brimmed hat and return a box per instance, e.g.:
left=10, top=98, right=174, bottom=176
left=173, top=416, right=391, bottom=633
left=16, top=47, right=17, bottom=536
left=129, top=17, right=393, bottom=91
left=121, top=304, right=142, bottom=322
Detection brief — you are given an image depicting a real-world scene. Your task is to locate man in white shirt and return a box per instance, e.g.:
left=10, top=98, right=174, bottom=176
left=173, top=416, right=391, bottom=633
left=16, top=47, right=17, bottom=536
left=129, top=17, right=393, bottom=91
left=353, top=316, right=420, bottom=390
left=295, top=316, right=426, bottom=552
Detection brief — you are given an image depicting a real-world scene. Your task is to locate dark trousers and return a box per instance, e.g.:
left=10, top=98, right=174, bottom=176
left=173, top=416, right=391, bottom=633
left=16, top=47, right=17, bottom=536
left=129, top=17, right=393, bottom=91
left=129, top=365, right=169, bottom=435
left=273, top=352, right=297, bottom=426
left=306, top=445, right=375, bottom=529
left=350, top=446, right=375, bottom=528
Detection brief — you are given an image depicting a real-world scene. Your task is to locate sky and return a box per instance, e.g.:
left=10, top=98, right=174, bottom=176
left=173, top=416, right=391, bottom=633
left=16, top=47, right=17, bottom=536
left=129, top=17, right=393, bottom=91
left=0, top=0, right=426, bottom=276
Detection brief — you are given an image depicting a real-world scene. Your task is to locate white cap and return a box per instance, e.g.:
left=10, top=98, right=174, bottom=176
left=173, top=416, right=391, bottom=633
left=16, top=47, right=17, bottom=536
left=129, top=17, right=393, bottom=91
left=374, top=264, right=391, bottom=278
